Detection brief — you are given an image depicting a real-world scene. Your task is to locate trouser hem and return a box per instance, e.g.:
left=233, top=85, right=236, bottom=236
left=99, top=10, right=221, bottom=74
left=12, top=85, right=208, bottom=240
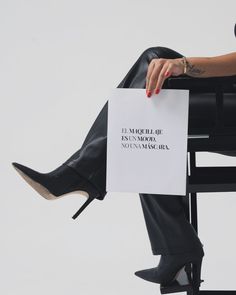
left=151, top=246, right=203, bottom=255
left=64, top=163, right=107, bottom=200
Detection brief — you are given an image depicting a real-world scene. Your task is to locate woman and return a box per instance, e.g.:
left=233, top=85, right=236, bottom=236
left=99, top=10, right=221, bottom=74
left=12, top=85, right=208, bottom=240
left=11, top=46, right=236, bottom=293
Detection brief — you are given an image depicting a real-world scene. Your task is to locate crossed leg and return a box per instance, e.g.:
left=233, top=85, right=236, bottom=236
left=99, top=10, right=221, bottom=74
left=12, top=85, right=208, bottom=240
left=63, top=46, right=203, bottom=254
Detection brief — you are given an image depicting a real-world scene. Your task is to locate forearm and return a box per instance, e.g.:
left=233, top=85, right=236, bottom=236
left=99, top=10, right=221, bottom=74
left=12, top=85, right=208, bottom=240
left=184, top=52, right=236, bottom=78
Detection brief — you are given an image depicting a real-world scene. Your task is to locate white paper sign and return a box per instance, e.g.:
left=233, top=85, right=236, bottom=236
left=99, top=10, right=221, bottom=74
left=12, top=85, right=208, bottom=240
left=106, top=88, right=189, bottom=196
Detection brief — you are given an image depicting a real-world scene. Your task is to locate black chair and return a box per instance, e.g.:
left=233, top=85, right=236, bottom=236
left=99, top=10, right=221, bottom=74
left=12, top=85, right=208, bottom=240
left=160, top=74, right=236, bottom=295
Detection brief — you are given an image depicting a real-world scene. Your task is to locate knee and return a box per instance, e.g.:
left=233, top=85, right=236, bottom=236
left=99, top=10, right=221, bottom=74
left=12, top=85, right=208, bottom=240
left=140, top=46, right=183, bottom=60
left=141, top=46, right=169, bottom=58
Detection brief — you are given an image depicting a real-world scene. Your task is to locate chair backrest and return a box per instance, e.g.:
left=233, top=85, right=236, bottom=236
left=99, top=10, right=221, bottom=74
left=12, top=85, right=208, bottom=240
left=163, top=75, right=236, bottom=152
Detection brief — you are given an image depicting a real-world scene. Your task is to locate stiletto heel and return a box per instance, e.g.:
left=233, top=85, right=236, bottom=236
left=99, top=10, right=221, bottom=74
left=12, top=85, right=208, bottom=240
left=72, top=195, right=96, bottom=219
left=159, top=258, right=204, bottom=294
left=160, top=264, right=193, bottom=294
left=192, top=257, right=203, bottom=289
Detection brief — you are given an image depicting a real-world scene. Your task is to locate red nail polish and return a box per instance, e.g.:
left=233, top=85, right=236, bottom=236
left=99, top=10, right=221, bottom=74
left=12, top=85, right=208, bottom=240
left=155, top=88, right=160, bottom=94
left=147, top=91, right=152, bottom=97
left=165, top=71, right=170, bottom=77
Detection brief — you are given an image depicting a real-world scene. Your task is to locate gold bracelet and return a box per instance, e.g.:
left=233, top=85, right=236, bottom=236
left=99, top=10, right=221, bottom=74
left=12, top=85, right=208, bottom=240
left=181, top=56, right=188, bottom=74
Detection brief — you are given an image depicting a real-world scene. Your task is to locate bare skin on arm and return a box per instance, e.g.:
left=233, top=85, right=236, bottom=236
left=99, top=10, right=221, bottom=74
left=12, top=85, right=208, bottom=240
left=146, top=51, right=236, bottom=98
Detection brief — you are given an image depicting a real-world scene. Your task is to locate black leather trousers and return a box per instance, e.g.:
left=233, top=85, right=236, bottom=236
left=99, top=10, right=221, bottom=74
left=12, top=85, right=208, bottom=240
left=62, top=46, right=216, bottom=255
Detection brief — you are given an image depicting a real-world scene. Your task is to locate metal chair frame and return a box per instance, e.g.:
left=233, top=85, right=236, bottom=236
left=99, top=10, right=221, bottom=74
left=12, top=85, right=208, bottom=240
left=163, top=75, right=236, bottom=295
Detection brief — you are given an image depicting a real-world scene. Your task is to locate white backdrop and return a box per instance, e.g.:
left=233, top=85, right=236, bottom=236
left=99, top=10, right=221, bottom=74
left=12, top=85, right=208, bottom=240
left=1, top=1, right=236, bottom=294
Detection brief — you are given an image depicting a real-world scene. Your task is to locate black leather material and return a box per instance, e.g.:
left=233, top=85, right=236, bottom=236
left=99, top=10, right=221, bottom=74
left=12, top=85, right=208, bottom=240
left=62, top=46, right=235, bottom=254
left=166, top=75, right=236, bottom=135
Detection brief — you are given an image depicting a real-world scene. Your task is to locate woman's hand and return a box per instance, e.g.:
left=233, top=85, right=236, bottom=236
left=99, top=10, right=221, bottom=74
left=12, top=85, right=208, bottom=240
left=145, top=52, right=236, bottom=98
left=146, top=57, right=184, bottom=97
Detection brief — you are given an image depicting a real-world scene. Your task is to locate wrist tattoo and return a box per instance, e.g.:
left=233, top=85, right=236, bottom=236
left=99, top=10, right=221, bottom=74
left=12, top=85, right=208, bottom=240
left=186, top=59, right=206, bottom=77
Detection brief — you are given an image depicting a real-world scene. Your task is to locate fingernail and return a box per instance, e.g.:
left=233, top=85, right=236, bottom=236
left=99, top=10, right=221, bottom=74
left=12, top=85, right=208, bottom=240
left=155, top=88, right=160, bottom=94
left=165, top=71, right=170, bottom=77
left=146, top=89, right=151, bottom=97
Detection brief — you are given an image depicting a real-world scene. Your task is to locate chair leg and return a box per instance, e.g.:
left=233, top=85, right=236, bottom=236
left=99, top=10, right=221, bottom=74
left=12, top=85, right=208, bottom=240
left=189, top=152, right=204, bottom=295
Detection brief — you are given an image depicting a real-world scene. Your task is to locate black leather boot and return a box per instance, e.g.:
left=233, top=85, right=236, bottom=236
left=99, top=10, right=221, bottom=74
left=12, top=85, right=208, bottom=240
left=12, top=162, right=105, bottom=219
left=135, top=246, right=204, bottom=293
